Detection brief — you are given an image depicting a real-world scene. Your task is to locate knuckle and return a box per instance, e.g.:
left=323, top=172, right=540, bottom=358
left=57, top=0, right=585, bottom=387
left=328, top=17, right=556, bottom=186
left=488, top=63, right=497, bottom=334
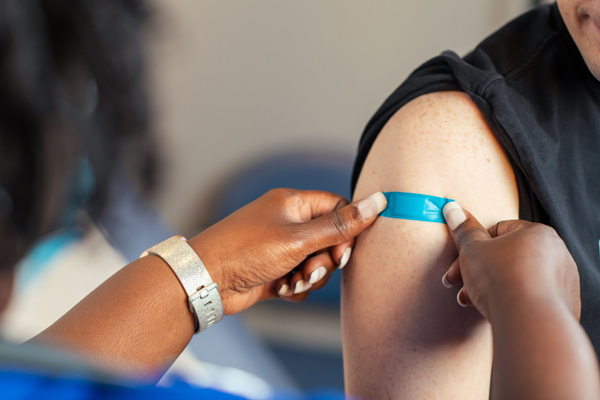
left=335, top=196, right=350, bottom=210
left=328, top=209, right=353, bottom=239
left=539, top=224, right=558, bottom=237
left=266, top=187, right=294, bottom=200
left=530, top=223, right=560, bottom=243
left=455, top=225, right=478, bottom=245
left=488, top=222, right=500, bottom=237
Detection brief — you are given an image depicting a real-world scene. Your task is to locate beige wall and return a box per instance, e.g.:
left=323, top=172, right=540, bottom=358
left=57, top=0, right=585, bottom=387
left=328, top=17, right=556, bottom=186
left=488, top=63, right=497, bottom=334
left=148, top=0, right=531, bottom=232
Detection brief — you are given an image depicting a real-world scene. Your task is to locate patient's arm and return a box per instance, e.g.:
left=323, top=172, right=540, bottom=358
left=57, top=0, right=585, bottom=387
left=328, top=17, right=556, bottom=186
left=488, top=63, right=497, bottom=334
left=342, top=91, right=519, bottom=399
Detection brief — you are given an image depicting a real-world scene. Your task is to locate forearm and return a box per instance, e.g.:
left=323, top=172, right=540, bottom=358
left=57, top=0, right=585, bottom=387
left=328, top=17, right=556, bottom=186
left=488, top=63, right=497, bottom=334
left=490, top=295, right=600, bottom=400
left=31, top=254, right=194, bottom=381
left=27, top=188, right=381, bottom=382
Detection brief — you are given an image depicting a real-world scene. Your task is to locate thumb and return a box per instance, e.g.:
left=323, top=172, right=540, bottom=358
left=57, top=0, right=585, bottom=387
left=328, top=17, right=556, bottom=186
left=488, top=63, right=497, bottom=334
left=442, top=202, right=491, bottom=253
left=301, top=192, right=387, bottom=252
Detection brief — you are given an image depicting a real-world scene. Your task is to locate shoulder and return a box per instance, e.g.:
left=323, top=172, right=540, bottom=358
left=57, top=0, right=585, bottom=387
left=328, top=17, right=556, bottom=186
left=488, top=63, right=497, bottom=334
left=355, top=91, right=518, bottom=227
left=465, top=4, right=562, bottom=77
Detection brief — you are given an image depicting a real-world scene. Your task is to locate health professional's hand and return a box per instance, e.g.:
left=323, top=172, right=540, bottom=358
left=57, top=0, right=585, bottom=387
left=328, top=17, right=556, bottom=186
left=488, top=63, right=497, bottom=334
left=187, top=189, right=387, bottom=315
left=441, top=202, right=581, bottom=322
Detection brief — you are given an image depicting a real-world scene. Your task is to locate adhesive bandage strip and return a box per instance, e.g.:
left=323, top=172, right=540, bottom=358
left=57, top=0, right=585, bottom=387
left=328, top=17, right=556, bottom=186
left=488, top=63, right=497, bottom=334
left=380, top=192, right=454, bottom=224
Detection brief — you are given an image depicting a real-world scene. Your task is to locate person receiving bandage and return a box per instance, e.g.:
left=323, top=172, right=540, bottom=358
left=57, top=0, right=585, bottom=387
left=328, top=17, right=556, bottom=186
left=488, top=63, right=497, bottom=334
left=346, top=1, right=600, bottom=398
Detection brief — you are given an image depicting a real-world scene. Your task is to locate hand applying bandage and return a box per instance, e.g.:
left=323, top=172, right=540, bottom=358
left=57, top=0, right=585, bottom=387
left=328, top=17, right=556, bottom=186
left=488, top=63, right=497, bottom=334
left=441, top=202, right=580, bottom=320
left=440, top=202, right=600, bottom=400
left=188, top=189, right=387, bottom=315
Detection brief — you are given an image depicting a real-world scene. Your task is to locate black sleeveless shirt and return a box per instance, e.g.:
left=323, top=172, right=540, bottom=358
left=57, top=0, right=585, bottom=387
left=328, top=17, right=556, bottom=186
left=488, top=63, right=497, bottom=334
left=352, top=4, right=600, bottom=353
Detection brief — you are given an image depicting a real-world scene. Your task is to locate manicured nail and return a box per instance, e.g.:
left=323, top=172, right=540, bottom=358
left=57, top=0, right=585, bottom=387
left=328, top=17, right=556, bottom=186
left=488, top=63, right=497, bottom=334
left=443, top=202, right=466, bottom=230
left=309, top=266, right=327, bottom=285
left=294, top=280, right=312, bottom=294
left=338, top=247, right=352, bottom=269
left=356, top=192, right=387, bottom=220
left=442, top=272, right=453, bottom=288
left=278, top=284, right=291, bottom=296
left=457, top=289, right=468, bottom=307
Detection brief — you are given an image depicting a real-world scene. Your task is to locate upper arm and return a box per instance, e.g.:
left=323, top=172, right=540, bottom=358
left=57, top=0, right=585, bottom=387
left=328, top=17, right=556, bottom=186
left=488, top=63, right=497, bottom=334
left=342, top=91, right=519, bottom=399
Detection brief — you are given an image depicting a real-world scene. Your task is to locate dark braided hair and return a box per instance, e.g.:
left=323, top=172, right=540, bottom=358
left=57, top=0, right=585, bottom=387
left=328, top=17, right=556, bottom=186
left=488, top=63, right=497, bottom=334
left=0, top=0, right=157, bottom=270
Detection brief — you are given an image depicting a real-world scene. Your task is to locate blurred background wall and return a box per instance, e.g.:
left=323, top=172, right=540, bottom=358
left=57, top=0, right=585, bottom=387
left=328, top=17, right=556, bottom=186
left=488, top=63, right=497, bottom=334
left=147, top=0, right=540, bottom=233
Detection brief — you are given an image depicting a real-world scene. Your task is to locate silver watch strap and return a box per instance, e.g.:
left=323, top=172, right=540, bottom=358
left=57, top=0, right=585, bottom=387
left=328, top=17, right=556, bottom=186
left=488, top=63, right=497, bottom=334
left=141, top=236, right=224, bottom=333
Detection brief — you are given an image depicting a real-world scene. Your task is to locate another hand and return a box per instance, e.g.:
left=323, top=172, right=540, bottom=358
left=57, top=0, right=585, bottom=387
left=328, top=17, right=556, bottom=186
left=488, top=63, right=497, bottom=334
left=188, top=188, right=387, bottom=315
left=441, top=202, right=581, bottom=321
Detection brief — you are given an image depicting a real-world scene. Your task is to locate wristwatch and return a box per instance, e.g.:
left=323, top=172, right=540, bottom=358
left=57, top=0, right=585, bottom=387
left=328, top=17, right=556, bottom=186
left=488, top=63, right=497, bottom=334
left=141, top=236, right=224, bottom=333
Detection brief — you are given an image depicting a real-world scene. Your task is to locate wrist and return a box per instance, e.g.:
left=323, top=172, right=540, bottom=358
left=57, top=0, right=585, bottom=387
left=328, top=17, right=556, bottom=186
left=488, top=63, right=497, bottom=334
left=186, top=234, right=231, bottom=311
left=141, top=236, right=224, bottom=332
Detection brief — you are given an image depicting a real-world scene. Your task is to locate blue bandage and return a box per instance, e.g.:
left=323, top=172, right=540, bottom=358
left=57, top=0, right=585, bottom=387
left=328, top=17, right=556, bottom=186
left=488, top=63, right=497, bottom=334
left=380, top=192, right=454, bottom=224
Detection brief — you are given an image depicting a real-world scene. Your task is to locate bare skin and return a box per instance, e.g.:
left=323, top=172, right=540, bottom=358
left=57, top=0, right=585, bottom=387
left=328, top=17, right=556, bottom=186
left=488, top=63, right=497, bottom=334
left=343, top=4, right=600, bottom=397
left=443, top=205, right=600, bottom=400
left=31, top=188, right=386, bottom=380
left=343, top=91, right=519, bottom=399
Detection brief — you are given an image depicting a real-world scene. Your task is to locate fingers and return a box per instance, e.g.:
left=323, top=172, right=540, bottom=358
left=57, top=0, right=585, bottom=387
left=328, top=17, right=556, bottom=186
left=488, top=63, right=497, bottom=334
left=300, top=192, right=387, bottom=254
left=442, top=258, right=462, bottom=287
left=442, top=202, right=488, bottom=309
left=294, top=190, right=350, bottom=220
left=442, top=202, right=491, bottom=252
left=278, top=250, right=337, bottom=300
left=442, top=257, right=474, bottom=307
left=330, top=240, right=354, bottom=269
left=488, top=219, right=533, bottom=238
left=275, top=277, right=309, bottom=302
left=457, top=288, right=473, bottom=307
left=288, top=251, right=338, bottom=295
left=324, top=198, right=355, bottom=269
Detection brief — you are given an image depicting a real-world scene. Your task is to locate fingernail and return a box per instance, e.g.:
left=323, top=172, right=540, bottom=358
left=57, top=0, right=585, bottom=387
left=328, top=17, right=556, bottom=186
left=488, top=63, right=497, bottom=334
left=443, top=202, right=466, bottom=230
left=278, top=284, right=291, bottom=296
left=294, top=280, right=312, bottom=294
left=457, top=289, right=468, bottom=307
left=338, top=247, right=352, bottom=269
left=356, top=192, right=387, bottom=220
left=442, top=272, right=453, bottom=288
left=309, top=266, right=327, bottom=285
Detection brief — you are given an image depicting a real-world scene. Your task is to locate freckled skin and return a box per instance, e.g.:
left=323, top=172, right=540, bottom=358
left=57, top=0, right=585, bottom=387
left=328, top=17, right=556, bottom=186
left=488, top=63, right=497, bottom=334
left=342, top=91, right=519, bottom=399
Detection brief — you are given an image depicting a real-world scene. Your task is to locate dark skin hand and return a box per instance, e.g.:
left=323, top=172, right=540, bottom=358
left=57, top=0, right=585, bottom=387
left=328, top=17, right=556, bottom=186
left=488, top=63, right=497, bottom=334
left=188, top=189, right=382, bottom=314
left=33, top=188, right=387, bottom=380
left=442, top=203, right=600, bottom=400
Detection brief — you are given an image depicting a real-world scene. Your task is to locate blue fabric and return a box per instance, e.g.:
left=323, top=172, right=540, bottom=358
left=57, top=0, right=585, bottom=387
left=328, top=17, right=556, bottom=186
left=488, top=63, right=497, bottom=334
left=380, top=192, right=453, bottom=224
left=0, top=367, right=346, bottom=400
left=16, top=157, right=93, bottom=292
left=16, top=229, right=83, bottom=291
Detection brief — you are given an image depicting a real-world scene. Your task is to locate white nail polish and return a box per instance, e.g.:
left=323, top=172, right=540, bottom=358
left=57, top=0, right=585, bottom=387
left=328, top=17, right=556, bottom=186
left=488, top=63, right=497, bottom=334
left=356, top=192, right=388, bottom=220
left=309, top=266, right=327, bottom=284
left=294, top=280, right=312, bottom=294
left=442, top=272, right=453, bottom=288
left=457, top=289, right=468, bottom=307
left=338, top=247, right=352, bottom=269
left=279, top=284, right=291, bottom=296
left=443, top=202, right=466, bottom=230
